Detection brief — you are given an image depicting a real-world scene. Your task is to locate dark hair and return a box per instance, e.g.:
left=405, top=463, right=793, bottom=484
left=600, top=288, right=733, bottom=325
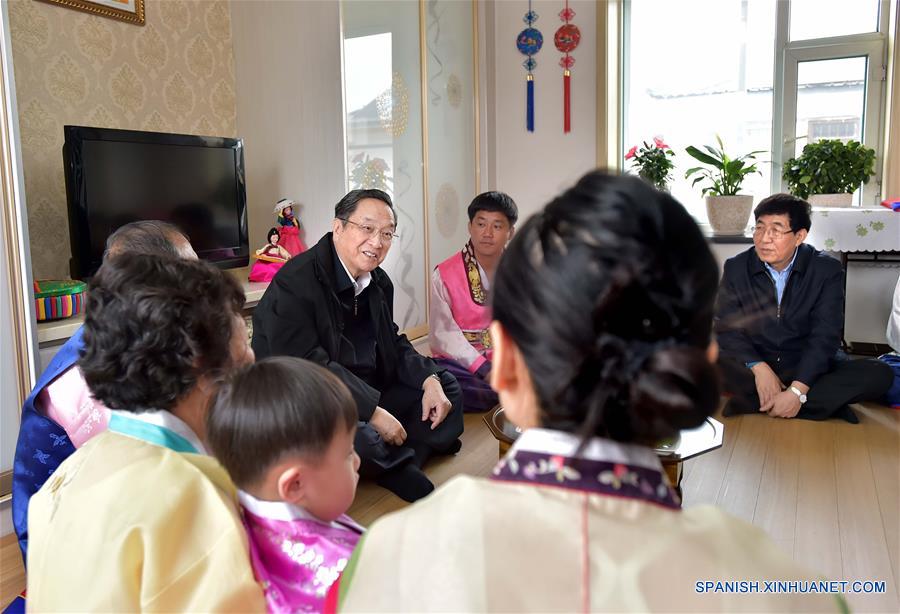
left=334, top=189, right=395, bottom=226
left=104, top=220, right=190, bottom=260
left=79, top=255, right=245, bottom=412
left=467, top=191, right=518, bottom=225
left=753, top=193, right=812, bottom=232
left=267, top=227, right=280, bottom=243
left=206, top=357, right=358, bottom=489
left=492, top=172, right=720, bottom=445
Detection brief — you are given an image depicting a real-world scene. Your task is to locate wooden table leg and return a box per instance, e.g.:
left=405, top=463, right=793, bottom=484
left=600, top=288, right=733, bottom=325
left=662, top=460, right=683, bottom=504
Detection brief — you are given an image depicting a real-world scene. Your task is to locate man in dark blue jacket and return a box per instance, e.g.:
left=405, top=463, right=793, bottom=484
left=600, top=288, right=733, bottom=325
left=715, top=194, right=892, bottom=423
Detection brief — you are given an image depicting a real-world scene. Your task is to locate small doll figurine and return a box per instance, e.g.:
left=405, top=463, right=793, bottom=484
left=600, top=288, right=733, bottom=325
left=256, top=227, right=292, bottom=262
left=274, top=198, right=307, bottom=256
left=249, top=227, right=291, bottom=283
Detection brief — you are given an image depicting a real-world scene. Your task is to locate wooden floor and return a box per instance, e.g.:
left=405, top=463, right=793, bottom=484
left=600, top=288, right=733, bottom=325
left=2, top=406, right=898, bottom=612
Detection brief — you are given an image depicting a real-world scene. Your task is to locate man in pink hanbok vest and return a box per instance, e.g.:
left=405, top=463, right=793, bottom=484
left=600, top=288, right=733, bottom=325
left=430, top=192, right=518, bottom=412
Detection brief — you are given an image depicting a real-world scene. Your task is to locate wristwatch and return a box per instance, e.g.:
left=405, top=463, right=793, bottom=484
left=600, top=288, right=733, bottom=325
left=789, top=386, right=807, bottom=404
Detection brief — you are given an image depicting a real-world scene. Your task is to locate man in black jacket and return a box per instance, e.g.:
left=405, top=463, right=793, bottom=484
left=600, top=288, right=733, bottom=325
left=715, top=193, right=892, bottom=423
left=252, top=189, right=464, bottom=501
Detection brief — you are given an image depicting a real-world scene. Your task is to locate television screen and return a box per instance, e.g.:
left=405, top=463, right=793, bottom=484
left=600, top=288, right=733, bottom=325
left=64, top=126, right=249, bottom=278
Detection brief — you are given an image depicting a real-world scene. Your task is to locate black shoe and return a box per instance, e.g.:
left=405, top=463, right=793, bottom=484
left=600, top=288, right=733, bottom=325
left=375, top=463, right=434, bottom=502
left=834, top=405, right=860, bottom=424
left=445, top=438, right=463, bottom=455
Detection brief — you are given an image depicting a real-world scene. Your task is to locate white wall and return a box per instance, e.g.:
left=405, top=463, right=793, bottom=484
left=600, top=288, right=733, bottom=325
left=229, top=0, right=347, bottom=259
left=484, top=0, right=597, bottom=221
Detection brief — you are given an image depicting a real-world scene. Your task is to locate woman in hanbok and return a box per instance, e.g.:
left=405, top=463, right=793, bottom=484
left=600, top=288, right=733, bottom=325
left=329, top=172, right=842, bottom=612
left=275, top=198, right=307, bottom=256
left=26, top=256, right=264, bottom=611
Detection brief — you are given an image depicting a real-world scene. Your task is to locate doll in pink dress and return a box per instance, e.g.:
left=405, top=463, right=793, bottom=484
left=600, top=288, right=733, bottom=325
left=249, top=227, right=292, bottom=282
left=274, top=198, right=307, bottom=256
left=207, top=357, right=364, bottom=613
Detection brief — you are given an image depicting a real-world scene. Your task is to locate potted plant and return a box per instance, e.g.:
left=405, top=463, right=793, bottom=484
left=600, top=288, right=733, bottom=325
left=782, top=139, right=876, bottom=207
left=625, top=137, right=676, bottom=191
left=685, top=135, right=764, bottom=234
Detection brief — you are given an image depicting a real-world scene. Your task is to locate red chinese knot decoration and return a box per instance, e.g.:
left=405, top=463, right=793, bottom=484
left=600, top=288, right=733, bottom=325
left=554, top=3, right=580, bottom=133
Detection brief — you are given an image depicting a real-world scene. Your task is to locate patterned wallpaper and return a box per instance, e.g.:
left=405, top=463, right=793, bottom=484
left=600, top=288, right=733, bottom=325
left=9, top=0, right=238, bottom=279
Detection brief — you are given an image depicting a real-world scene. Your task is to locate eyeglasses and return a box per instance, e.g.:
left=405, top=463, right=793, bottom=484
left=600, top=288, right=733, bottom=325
left=753, top=225, right=795, bottom=240
left=341, top=218, right=399, bottom=243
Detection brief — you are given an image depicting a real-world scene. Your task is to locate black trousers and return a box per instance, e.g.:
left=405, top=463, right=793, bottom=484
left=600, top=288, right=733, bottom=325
left=719, top=355, right=894, bottom=421
left=355, top=370, right=464, bottom=478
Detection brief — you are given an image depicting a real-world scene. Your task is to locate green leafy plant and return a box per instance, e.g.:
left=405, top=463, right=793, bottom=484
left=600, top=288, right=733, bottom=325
left=782, top=139, right=876, bottom=199
left=684, top=135, right=764, bottom=196
left=625, top=137, right=676, bottom=190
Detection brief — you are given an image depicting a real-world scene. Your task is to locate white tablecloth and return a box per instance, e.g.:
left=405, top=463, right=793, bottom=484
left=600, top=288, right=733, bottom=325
left=806, top=207, right=900, bottom=253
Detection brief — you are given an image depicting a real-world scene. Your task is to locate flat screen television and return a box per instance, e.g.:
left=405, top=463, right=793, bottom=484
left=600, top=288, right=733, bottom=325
left=63, top=125, right=249, bottom=278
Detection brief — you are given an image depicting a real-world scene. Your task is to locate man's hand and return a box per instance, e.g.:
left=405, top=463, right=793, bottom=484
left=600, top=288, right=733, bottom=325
left=751, top=362, right=783, bottom=410
left=369, top=407, right=407, bottom=445
left=762, top=390, right=802, bottom=418
left=421, top=376, right=452, bottom=430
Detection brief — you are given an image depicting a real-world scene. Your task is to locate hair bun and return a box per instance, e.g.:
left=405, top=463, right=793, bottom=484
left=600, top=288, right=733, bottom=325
left=627, top=346, right=720, bottom=442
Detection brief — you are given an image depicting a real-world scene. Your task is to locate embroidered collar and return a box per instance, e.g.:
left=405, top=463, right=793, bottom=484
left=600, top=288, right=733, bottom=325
left=108, top=410, right=207, bottom=455
left=238, top=491, right=364, bottom=534
left=462, top=241, right=489, bottom=304
left=490, top=428, right=680, bottom=509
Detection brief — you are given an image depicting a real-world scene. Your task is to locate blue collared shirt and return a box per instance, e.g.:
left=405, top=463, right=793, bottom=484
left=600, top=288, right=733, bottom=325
left=764, top=247, right=799, bottom=306
left=747, top=248, right=799, bottom=368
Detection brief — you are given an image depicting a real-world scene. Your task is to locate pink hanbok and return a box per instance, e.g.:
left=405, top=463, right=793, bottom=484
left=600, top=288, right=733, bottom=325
left=238, top=492, right=364, bottom=613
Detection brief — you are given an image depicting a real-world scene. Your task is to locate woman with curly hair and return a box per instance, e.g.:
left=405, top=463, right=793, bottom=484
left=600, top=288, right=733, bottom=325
left=26, top=255, right=264, bottom=612
left=330, top=172, right=841, bottom=612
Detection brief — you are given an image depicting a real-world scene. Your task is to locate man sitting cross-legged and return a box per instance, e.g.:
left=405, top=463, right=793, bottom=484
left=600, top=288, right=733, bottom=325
left=252, top=189, right=464, bottom=503
left=430, top=191, right=518, bottom=412
left=715, top=193, right=892, bottom=423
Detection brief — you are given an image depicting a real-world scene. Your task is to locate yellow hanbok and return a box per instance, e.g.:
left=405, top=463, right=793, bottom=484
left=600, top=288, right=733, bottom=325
left=27, top=411, right=265, bottom=612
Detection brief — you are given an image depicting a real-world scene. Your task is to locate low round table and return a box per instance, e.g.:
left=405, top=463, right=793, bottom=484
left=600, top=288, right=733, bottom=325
left=483, top=406, right=724, bottom=502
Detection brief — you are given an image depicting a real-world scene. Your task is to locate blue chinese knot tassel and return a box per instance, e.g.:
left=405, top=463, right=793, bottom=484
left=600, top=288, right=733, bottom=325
left=526, top=74, right=535, bottom=132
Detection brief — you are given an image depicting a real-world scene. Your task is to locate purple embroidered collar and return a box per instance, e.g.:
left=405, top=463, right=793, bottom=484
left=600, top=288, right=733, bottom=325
left=490, top=428, right=681, bottom=509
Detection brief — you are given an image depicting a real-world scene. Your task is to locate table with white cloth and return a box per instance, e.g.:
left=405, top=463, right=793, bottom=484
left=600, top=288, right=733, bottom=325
left=806, top=207, right=900, bottom=352
left=806, top=207, right=900, bottom=253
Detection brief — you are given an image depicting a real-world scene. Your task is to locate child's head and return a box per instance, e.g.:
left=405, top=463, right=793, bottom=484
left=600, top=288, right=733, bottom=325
left=207, top=356, right=360, bottom=521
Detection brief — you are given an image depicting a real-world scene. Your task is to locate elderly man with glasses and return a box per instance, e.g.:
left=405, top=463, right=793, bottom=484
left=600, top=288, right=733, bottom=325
left=714, top=193, right=892, bottom=423
left=252, top=189, right=464, bottom=502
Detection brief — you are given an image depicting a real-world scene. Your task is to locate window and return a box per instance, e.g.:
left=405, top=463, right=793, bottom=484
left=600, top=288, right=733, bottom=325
left=623, top=0, right=890, bottom=223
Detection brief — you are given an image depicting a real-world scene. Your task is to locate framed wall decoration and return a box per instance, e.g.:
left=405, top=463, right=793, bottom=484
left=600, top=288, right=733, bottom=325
left=38, top=0, right=146, bottom=26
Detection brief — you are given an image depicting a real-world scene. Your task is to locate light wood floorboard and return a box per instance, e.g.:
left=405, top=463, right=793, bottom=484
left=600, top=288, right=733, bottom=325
left=683, top=403, right=900, bottom=613
left=833, top=414, right=898, bottom=612
left=793, top=416, right=843, bottom=581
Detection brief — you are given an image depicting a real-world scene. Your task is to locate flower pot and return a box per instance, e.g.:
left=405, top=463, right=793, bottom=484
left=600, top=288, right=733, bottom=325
left=807, top=193, right=853, bottom=207
left=705, top=195, right=753, bottom=235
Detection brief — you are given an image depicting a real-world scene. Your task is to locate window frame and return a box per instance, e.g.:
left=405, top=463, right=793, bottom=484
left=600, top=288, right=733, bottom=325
left=773, top=0, right=891, bottom=206
left=615, top=0, right=894, bottom=213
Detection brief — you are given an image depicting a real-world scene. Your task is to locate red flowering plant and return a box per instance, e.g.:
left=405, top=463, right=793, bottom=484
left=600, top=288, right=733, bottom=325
left=625, top=137, right=676, bottom=191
